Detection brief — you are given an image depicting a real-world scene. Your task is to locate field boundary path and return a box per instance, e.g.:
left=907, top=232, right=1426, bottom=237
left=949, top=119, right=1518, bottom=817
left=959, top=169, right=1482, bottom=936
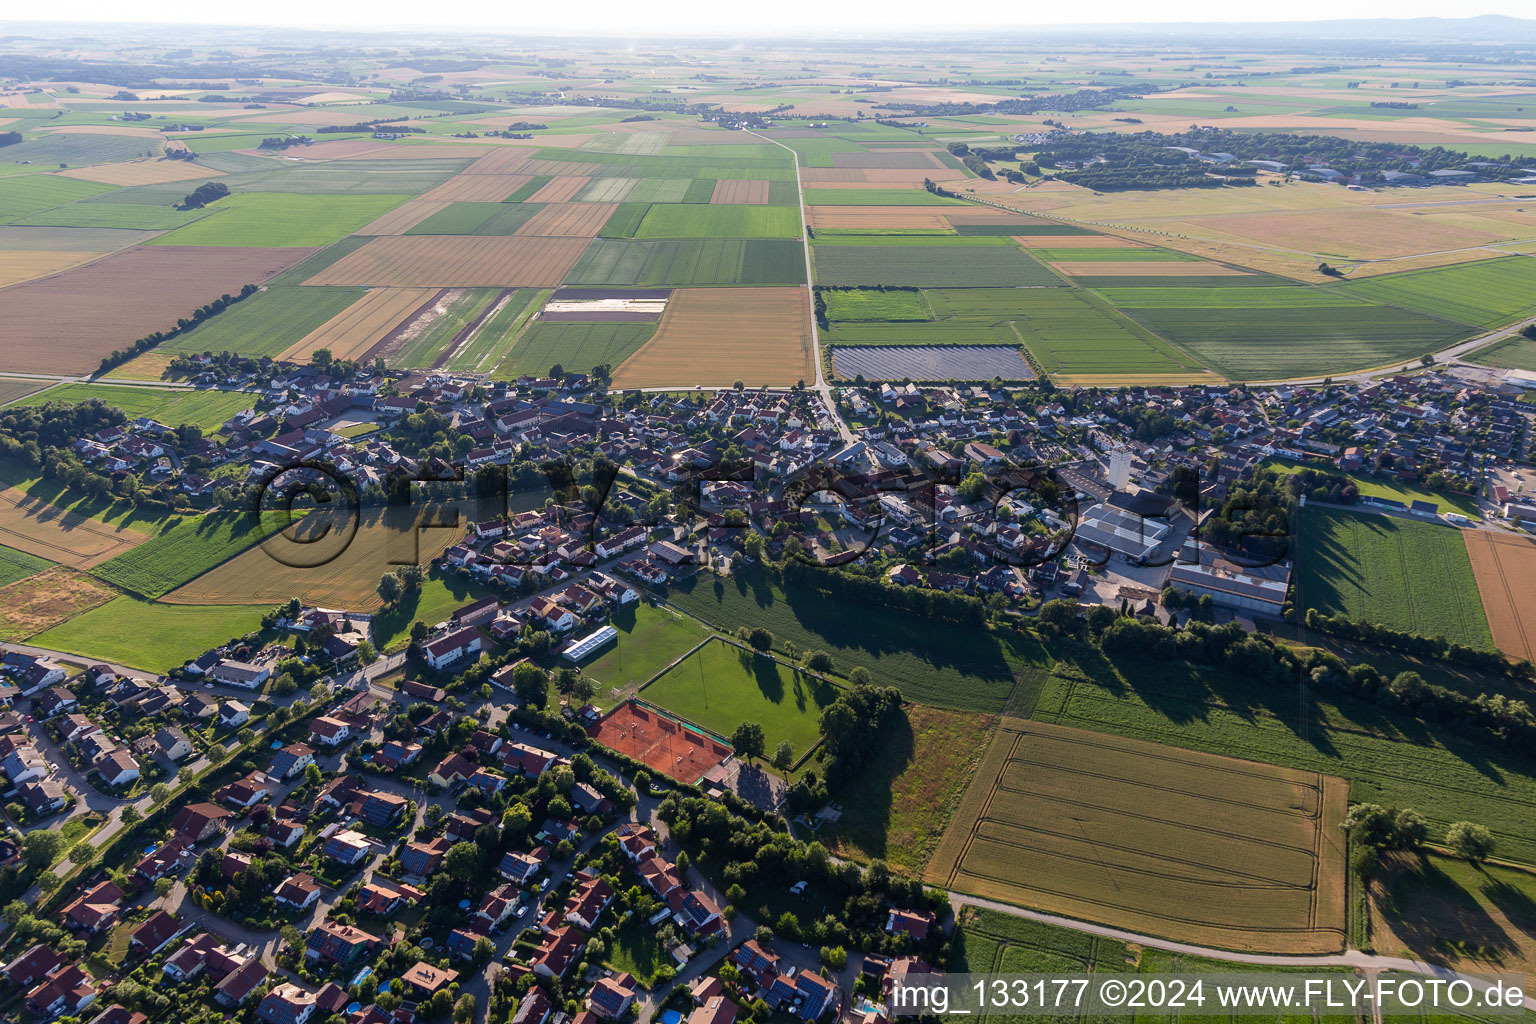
left=747, top=128, right=855, bottom=445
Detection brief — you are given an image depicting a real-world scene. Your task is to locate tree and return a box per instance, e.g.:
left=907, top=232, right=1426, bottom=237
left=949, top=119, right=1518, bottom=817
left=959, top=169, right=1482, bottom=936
left=632, top=770, right=651, bottom=793
left=472, top=937, right=495, bottom=965
left=512, top=662, right=549, bottom=709
left=848, top=666, right=872, bottom=687
left=747, top=627, right=773, bottom=652
left=732, top=722, right=766, bottom=764
left=69, top=842, right=94, bottom=865
left=1445, top=822, right=1495, bottom=864
left=1341, top=804, right=1395, bottom=849
left=304, top=763, right=324, bottom=788
left=120, top=805, right=141, bottom=825
left=771, top=740, right=795, bottom=773
left=155, top=877, right=175, bottom=899
left=444, top=841, right=482, bottom=882
left=150, top=783, right=172, bottom=804
left=1393, top=809, right=1430, bottom=851
left=804, top=651, right=834, bottom=674
left=21, top=829, right=65, bottom=868
left=502, top=802, right=532, bottom=837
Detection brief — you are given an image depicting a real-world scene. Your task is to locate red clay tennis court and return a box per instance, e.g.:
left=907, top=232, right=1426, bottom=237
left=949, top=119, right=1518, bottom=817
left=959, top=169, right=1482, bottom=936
left=591, top=699, right=731, bottom=784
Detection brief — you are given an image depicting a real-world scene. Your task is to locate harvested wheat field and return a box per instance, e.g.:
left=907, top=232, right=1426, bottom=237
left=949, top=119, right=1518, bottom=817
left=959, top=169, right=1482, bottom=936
left=865, top=168, right=969, bottom=184
left=711, top=179, right=769, bottom=205
left=0, top=245, right=316, bottom=374
left=516, top=203, right=615, bottom=237
left=0, top=251, right=105, bottom=288
left=0, top=567, right=117, bottom=642
left=832, top=150, right=941, bottom=169
left=279, top=287, right=438, bottom=362
left=275, top=139, right=397, bottom=160
left=463, top=149, right=532, bottom=175
left=303, top=235, right=588, bottom=288
left=611, top=287, right=814, bottom=388
left=164, top=506, right=466, bottom=607
left=0, top=486, right=150, bottom=568
left=1464, top=529, right=1536, bottom=663
left=928, top=718, right=1349, bottom=954
left=807, top=207, right=953, bottom=230
left=521, top=158, right=600, bottom=177
left=1177, top=208, right=1507, bottom=261
left=1014, top=234, right=1148, bottom=248
left=57, top=160, right=226, bottom=186
left=423, top=173, right=531, bottom=203
left=355, top=199, right=452, bottom=236
left=1051, top=261, right=1251, bottom=276
left=527, top=176, right=590, bottom=204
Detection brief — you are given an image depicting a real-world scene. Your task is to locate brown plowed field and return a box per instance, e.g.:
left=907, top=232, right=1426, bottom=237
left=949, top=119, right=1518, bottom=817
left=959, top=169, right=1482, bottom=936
left=279, top=287, right=439, bottom=362
left=423, top=173, right=530, bottom=203
left=464, top=149, right=533, bottom=175
left=57, top=160, right=227, bottom=186
left=274, top=140, right=396, bottom=160
left=1014, top=234, right=1145, bottom=248
left=526, top=176, right=590, bottom=203
left=800, top=168, right=868, bottom=183
left=521, top=159, right=599, bottom=177
left=866, top=168, right=969, bottom=184
left=806, top=207, right=953, bottom=230
left=355, top=199, right=452, bottom=236
left=335, top=143, right=493, bottom=161
left=0, top=486, right=150, bottom=567
left=1464, top=529, right=1536, bottom=662
left=611, top=287, right=814, bottom=388
left=1050, top=260, right=1250, bottom=276
left=928, top=718, right=1349, bottom=954
left=710, top=179, right=769, bottom=204
left=302, top=235, right=588, bottom=288
left=515, top=202, right=615, bottom=237
left=0, top=245, right=316, bottom=374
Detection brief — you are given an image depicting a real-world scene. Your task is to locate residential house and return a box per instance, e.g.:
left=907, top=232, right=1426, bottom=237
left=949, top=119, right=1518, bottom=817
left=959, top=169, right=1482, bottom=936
left=275, top=873, right=322, bottom=912
left=270, top=743, right=316, bottom=780
left=305, top=921, right=380, bottom=966
left=257, top=984, right=319, bottom=1024
left=588, top=976, right=637, bottom=1020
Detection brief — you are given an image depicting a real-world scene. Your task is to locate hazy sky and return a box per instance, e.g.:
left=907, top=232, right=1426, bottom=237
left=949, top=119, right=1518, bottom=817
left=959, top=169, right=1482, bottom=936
left=7, top=0, right=1534, bottom=34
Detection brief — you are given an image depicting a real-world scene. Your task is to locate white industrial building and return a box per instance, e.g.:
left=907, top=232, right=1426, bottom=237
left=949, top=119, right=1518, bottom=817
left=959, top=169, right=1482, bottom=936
left=1167, top=539, right=1290, bottom=616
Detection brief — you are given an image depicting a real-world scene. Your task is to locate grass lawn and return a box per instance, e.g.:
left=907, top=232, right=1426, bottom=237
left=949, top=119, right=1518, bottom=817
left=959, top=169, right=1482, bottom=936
left=1297, top=506, right=1493, bottom=650
left=1469, top=334, right=1536, bottom=372
left=372, top=573, right=498, bottom=652
left=1372, top=851, right=1536, bottom=984
left=13, top=383, right=253, bottom=433
left=605, top=918, right=668, bottom=987
left=148, top=192, right=411, bottom=248
left=661, top=567, right=1050, bottom=714
left=0, top=543, right=52, bottom=588
left=640, top=637, right=838, bottom=758
left=824, top=704, right=998, bottom=875
left=1264, top=457, right=1479, bottom=516
left=581, top=600, right=710, bottom=700
left=822, top=287, right=931, bottom=322
left=29, top=595, right=267, bottom=672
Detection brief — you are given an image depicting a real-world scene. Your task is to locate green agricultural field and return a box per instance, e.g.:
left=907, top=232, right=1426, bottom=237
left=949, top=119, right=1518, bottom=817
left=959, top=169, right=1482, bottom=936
left=29, top=595, right=267, bottom=673
left=803, top=188, right=965, bottom=206
left=813, top=244, right=1059, bottom=287
left=0, top=378, right=45, bottom=407
left=499, top=320, right=657, bottom=379
left=680, top=179, right=716, bottom=204
left=148, top=192, right=410, bottom=247
left=0, top=544, right=51, bottom=588
left=954, top=223, right=1095, bottom=236
left=265, top=236, right=373, bottom=287
left=1468, top=333, right=1536, bottom=372
left=1121, top=304, right=1471, bottom=381
left=575, top=177, right=637, bottom=203
left=827, top=320, right=1019, bottom=346
left=1296, top=506, right=1493, bottom=650
left=505, top=176, right=551, bottom=202
left=14, top=384, right=254, bottom=433
left=822, top=287, right=931, bottom=322
left=1096, top=285, right=1371, bottom=309
left=0, top=174, right=116, bottom=220
left=89, top=510, right=265, bottom=598
left=1032, top=646, right=1536, bottom=866
left=633, top=204, right=800, bottom=239
left=661, top=567, right=1050, bottom=714
left=582, top=601, right=712, bottom=698
left=952, top=905, right=1126, bottom=976
left=641, top=637, right=839, bottom=757
left=394, top=288, right=502, bottom=368
left=1007, top=289, right=1205, bottom=376
left=446, top=289, right=541, bottom=373
left=564, top=239, right=806, bottom=287
left=0, top=133, right=162, bottom=167
left=597, top=203, right=650, bottom=238
left=622, top=178, right=692, bottom=204
left=158, top=286, right=365, bottom=359
left=15, top=201, right=217, bottom=231
left=403, top=202, right=545, bottom=235
left=1343, top=257, right=1536, bottom=329
left=231, top=159, right=467, bottom=194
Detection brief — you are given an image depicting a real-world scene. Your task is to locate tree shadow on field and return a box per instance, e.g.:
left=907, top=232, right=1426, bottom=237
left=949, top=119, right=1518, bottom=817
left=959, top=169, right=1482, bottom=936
left=826, top=709, right=914, bottom=863
left=1376, top=853, right=1519, bottom=967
